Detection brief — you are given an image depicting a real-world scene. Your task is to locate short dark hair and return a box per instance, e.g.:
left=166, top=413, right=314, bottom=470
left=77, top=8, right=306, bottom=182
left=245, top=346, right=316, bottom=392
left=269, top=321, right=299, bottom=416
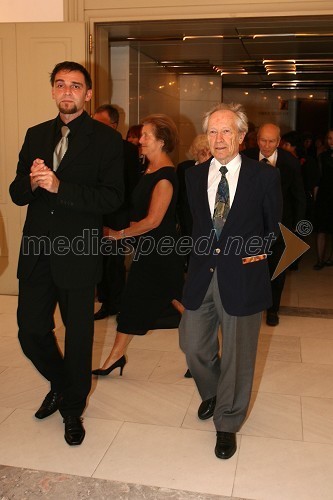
left=94, top=104, right=119, bottom=125
left=126, top=124, right=143, bottom=141
left=281, top=130, right=302, bottom=148
left=141, top=114, right=178, bottom=153
left=281, top=130, right=305, bottom=158
left=50, top=61, right=92, bottom=90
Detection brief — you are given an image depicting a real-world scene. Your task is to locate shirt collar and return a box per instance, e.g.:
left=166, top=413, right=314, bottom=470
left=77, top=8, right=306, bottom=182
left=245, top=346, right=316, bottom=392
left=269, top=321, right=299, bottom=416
left=56, top=110, right=87, bottom=136
left=213, top=153, right=242, bottom=175
left=259, top=149, right=277, bottom=166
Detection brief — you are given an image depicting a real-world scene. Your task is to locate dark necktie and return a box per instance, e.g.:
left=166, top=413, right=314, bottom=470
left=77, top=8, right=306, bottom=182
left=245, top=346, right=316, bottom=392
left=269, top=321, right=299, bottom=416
left=261, top=157, right=269, bottom=163
left=53, top=125, right=70, bottom=171
left=213, top=165, right=230, bottom=238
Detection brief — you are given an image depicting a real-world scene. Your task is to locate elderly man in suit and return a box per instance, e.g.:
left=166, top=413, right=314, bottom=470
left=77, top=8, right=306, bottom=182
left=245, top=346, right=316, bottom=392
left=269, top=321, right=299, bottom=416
left=9, top=61, right=124, bottom=445
left=243, top=123, right=306, bottom=326
left=179, top=103, right=282, bottom=459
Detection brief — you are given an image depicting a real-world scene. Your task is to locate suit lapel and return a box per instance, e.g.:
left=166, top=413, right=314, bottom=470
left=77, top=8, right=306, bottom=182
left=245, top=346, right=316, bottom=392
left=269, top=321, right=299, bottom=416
left=39, top=120, right=57, bottom=169
left=197, top=160, right=214, bottom=226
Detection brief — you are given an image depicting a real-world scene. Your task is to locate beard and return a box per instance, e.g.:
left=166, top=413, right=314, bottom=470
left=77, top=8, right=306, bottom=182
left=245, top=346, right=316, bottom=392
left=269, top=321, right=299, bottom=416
left=58, top=102, right=78, bottom=114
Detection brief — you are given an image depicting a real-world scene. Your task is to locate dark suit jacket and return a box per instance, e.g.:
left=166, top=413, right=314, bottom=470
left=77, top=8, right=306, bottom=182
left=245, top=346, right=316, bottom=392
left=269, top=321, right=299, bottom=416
left=176, top=159, right=196, bottom=236
left=9, top=111, right=124, bottom=289
left=242, top=147, right=306, bottom=230
left=182, top=155, right=282, bottom=316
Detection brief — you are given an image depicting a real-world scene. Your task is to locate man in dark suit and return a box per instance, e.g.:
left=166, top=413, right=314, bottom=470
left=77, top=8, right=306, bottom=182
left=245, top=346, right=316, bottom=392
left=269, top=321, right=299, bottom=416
left=9, top=61, right=124, bottom=445
left=243, top=123, right=306, bottom=326
left=179, top=103, right=282, bottom=459
left=92, top=104, right=141, bottom=320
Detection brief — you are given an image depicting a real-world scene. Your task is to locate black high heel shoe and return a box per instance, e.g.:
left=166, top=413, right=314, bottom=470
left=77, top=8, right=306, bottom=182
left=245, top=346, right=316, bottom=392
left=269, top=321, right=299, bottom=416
left=92, top=355, right=126, bottom=376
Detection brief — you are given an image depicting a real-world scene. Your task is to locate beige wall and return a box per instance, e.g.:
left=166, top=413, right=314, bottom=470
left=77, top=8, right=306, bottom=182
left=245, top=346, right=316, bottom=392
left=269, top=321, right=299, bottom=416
left=3, top=0, right=333, bottom=24
left=83, top=0, right=333, bottom=20
left=0, top=0, right=63, bottom=22
left=2, top=0, right=333, bottom=24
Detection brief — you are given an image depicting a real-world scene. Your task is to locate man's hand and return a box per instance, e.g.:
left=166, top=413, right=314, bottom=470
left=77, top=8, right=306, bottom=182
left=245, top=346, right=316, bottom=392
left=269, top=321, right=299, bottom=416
left=30, top=158, right=60, bottom=193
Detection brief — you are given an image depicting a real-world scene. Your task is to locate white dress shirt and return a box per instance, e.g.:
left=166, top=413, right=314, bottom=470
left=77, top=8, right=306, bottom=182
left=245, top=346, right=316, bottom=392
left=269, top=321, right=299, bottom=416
left=207, top=154, right=242, bottom=218
left=259, top=149, right=277, bottom=167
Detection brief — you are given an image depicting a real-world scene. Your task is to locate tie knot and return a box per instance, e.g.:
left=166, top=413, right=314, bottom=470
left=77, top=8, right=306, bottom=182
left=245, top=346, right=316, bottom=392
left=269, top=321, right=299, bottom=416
left=261, top=157, right=269, bottom=163
left=61, top=125, right=70, bottom=138
left=220, top=165, right=228, bottom=176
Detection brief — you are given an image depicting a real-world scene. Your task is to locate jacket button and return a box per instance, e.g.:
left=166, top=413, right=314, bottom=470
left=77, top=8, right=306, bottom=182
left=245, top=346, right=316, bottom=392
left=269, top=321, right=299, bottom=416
left=214, top=248, right=221, bottom=254
left=209, top=267, right=214, bottom=272
left=51, top=210, right=54, bottom=215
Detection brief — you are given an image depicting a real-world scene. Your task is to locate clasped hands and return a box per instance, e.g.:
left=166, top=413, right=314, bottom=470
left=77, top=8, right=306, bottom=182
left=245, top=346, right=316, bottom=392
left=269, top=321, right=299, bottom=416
left=30, top=158, right=60, bottom=193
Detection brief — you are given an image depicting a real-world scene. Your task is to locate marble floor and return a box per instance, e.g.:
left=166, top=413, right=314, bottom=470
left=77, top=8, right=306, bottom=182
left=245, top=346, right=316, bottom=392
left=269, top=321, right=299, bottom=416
left=0, top=244, right=333, bottom=499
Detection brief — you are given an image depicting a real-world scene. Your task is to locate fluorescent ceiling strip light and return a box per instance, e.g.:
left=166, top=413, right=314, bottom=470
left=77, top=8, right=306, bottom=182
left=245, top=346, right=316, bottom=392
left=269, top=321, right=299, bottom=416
left=183, top=35, right=224, bottom=40
left=255, top=32, right=333, bottom=39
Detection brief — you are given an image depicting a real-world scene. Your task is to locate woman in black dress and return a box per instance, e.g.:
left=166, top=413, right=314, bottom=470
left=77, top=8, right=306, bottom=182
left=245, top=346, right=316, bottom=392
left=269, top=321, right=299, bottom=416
left=92, top=114, right=184, bottom=375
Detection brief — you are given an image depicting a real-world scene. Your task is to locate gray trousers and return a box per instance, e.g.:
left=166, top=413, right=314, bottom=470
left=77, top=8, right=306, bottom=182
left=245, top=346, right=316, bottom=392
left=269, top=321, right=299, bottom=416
left=179, top=271, right=262, bottom=433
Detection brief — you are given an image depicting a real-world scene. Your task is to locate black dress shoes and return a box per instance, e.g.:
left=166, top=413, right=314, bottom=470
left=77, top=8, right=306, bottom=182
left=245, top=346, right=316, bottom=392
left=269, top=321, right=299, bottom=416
left=198, top=396, right=216, bottom=420
left=35, top=391, right=62, bottom=419
left=92, top=355, right=127, bottom=376
left=63, top=416, right=85, bottom=445
left=215, top=431, right=237, bottom=459
left=266, top=311, right=279, bottom=326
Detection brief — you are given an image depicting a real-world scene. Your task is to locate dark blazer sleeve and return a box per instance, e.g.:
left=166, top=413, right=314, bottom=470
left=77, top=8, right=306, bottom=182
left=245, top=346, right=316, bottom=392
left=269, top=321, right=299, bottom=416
left=276, top=148, right=306, bottom=229
left=9, top=120, right=54, bottom=207
left=243, top=147, right=306, bottom=230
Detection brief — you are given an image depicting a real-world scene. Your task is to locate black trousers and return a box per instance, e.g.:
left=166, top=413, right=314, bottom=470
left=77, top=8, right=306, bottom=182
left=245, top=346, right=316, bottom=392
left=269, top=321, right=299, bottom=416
left=17, top=254, right=95, bottom=416
left=267, top=239, right=286, bottom=314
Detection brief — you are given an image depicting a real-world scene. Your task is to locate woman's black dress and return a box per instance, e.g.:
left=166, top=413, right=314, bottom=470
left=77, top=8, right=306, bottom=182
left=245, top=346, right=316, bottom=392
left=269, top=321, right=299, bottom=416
left=117, top=167, right=184, bottom=335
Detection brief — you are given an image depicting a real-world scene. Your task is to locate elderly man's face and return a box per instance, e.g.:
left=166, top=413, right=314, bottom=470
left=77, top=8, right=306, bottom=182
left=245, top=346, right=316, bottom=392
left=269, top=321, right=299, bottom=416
left=257, top=124, right=280, bottom=158
left=207, top=110, right=245, bottom=164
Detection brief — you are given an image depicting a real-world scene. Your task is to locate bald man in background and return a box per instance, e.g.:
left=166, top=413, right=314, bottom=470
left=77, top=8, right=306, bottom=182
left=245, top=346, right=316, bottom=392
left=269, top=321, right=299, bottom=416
left=243, top=123, right=306, bottom=326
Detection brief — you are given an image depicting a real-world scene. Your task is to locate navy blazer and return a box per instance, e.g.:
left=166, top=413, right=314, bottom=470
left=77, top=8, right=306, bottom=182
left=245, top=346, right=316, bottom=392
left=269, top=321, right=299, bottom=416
left=9, top=111, right=124, bottom=289
left=182, top=154, right=282, bottom=316
left=242, top=147, right=306, bottom=230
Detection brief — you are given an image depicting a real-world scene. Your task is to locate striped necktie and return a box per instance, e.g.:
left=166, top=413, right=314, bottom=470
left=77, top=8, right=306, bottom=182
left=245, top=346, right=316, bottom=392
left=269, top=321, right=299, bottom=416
left=213, top=165, right=230, bottom=238
left=53, top=125, right=70, bottom=171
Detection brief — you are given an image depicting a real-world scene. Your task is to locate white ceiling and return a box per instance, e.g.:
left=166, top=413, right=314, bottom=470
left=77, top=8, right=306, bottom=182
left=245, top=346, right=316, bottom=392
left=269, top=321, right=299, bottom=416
left=105, top=15, right=333, bottom=90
